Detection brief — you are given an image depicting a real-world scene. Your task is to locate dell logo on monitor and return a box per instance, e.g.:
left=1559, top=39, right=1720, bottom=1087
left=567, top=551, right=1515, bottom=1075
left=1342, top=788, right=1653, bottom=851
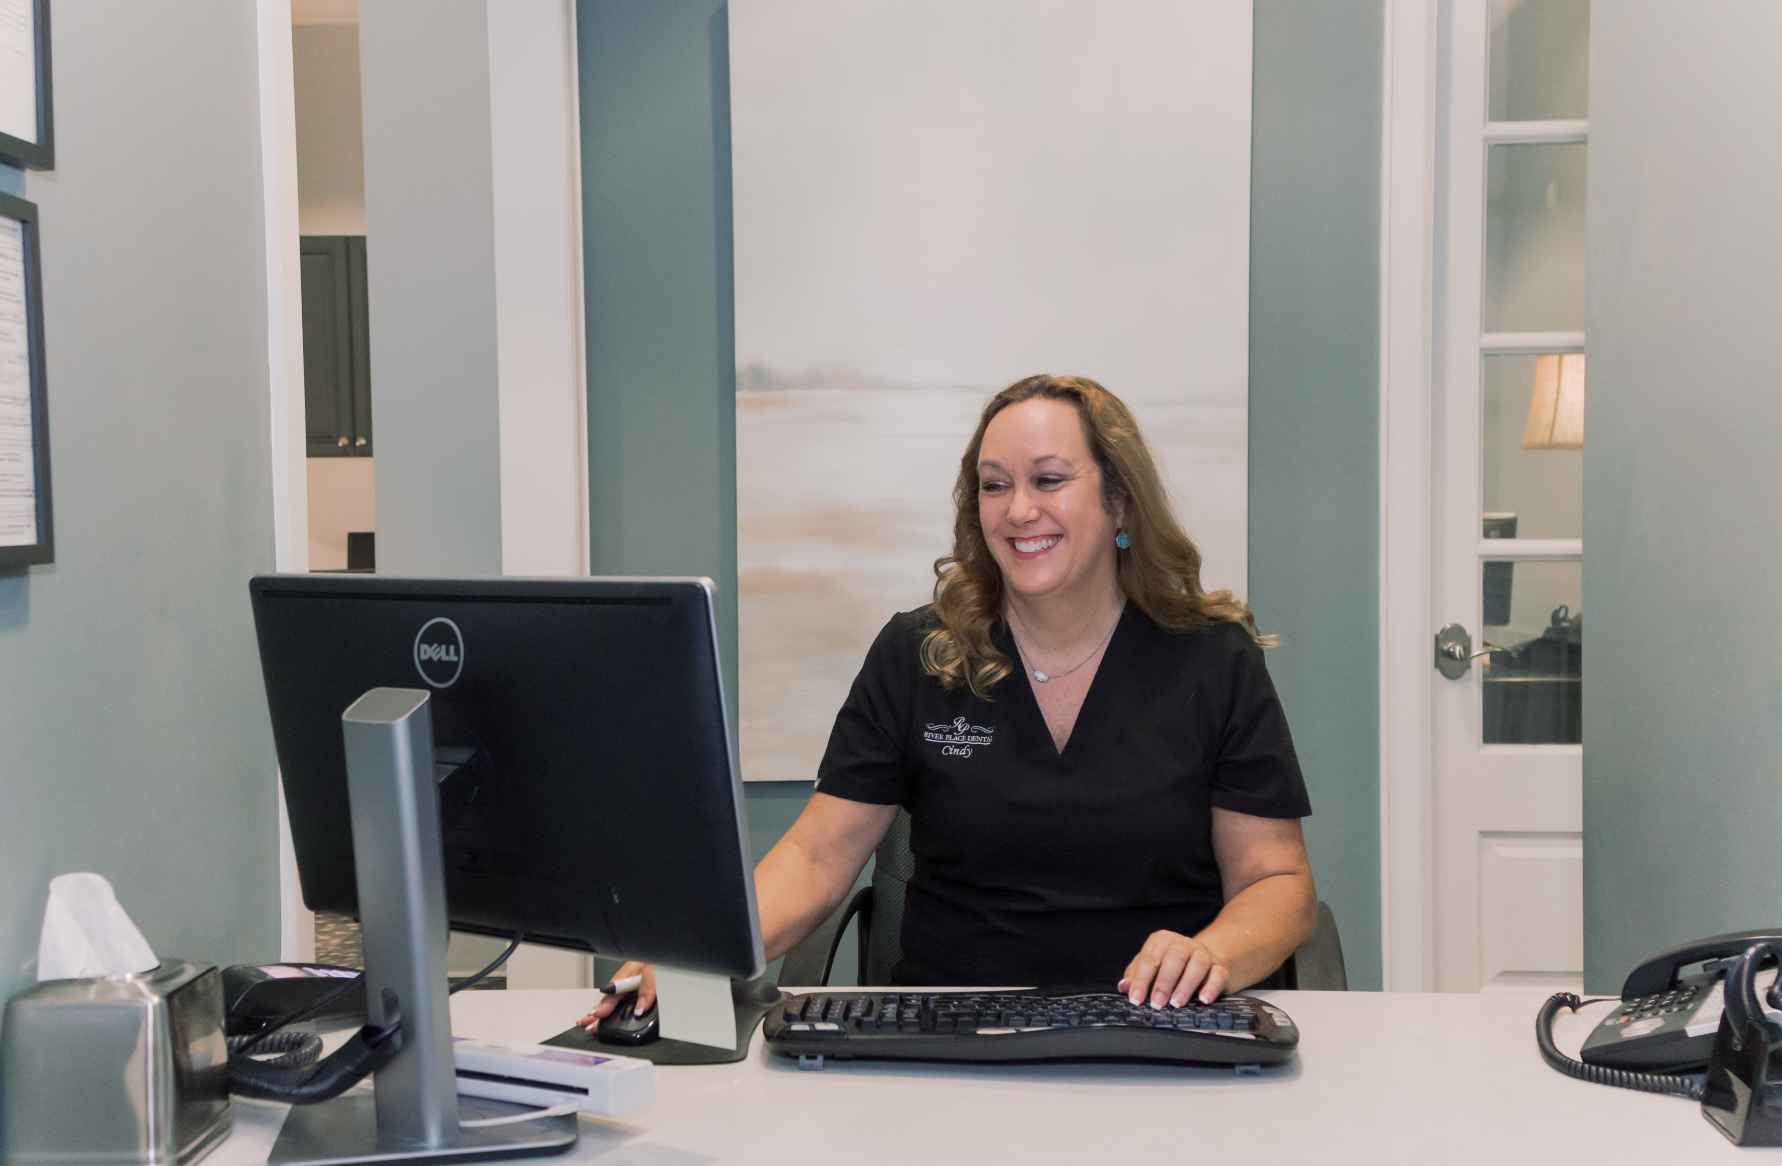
left=413, top=617, right=465, bottom=688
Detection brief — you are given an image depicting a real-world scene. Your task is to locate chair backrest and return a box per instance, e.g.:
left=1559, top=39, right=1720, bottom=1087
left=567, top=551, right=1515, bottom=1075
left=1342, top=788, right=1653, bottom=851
left=1281, top=900, right=1347, bottom=990
left=862, top=808, right=915, bottom=984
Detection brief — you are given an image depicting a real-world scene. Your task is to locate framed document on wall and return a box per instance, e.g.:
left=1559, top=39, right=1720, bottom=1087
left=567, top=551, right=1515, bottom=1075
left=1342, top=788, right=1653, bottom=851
left=0, top=0, right=54, bottom=169
left=0, top=192, right=51, bottom=566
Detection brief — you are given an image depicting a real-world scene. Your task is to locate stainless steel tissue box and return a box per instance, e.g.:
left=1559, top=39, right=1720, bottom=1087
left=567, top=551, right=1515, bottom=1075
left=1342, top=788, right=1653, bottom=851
left=1, top=959, right=231, bottom=1166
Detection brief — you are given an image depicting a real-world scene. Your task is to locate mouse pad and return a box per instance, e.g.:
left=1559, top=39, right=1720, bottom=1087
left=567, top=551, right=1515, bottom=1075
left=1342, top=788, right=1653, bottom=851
left=541, top=982, right=784, bottom=1066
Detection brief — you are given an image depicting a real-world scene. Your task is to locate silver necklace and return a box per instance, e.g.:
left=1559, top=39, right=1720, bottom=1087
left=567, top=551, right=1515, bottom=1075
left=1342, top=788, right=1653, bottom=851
left=1009, top=604, right=1124, bottom=684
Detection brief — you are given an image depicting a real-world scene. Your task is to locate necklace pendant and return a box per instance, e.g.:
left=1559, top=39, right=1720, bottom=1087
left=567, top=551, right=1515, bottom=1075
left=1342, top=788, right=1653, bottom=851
left=1032, top=670, right=1050, bottom=683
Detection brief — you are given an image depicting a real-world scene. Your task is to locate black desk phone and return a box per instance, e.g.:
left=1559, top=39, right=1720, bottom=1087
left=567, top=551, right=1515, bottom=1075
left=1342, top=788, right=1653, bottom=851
left=1578, top=929, right=1782, bottom=1073
left=222, top=962, right=367, bottom=1036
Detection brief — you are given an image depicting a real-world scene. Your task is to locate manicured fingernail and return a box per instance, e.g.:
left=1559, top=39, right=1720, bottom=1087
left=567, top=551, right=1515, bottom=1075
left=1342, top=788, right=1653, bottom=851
left=1150, top=994, right=1165, bottom=1009
left=1117, top=978, right=1130, bottom=992
left=1129, top=989, right=1142, bottom=1004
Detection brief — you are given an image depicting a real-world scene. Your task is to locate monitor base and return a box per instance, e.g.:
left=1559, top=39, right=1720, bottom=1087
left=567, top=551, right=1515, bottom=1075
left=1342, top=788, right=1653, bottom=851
left=269, top=1094, right=576, bottom=1166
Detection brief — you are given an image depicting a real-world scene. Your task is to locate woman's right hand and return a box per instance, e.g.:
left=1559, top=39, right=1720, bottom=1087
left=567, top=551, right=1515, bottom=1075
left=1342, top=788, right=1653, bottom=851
left=576, top=961, right=656, bottom=1032
left=572, top=795, right=891, bottom=1034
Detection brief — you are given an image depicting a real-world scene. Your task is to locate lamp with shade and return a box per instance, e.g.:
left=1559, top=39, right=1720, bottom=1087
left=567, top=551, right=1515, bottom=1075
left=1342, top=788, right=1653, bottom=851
left=1522, top=352, right=1585, bottom=450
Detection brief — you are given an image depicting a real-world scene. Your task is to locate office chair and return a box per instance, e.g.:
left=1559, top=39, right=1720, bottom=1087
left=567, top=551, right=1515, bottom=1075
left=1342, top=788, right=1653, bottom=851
left=345, top=531, right=375, bottom=572
left=779, top=809, right=1348, bottom=991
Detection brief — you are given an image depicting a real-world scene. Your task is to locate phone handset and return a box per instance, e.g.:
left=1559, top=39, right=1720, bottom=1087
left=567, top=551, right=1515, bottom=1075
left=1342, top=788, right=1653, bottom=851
left=1718, top=942, right=1782, bottom=1048
left=1621, top=929, right=1782, bottom=998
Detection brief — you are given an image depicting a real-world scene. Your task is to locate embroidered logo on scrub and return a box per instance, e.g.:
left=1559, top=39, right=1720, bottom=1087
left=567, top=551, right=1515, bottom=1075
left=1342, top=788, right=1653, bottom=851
left=924, top=715, right=995, bottom=758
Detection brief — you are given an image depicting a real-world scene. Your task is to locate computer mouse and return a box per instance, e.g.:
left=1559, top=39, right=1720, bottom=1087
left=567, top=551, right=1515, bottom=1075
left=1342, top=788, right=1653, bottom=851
left=595, top=993, right=661, bottom=1046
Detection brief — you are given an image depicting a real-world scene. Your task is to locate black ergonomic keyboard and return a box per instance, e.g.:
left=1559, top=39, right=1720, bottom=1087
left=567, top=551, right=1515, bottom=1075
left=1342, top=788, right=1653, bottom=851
left=763, top=989, right=1298, bottom=1070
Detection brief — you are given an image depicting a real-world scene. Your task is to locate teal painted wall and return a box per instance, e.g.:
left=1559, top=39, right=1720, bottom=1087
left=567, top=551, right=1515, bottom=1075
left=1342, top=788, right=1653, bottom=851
left=1583, top=8, right=1782, bottom=992
left=576, top=0, right=813, bottom=978
left=577, top=0, right=1384, bottom=989
left=576, top=0, right=738, bottom=741
left=1248, top=1, right=1384, bottom=990
left=0, top=2, right=279, bottom=1007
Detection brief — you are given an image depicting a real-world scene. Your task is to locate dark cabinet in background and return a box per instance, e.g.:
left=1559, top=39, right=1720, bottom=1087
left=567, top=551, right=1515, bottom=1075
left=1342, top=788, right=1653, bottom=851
left=300, top=236, right=372, bottom=457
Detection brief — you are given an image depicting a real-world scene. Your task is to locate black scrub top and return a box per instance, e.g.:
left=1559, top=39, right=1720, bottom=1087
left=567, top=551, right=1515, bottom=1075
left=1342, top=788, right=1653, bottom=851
left=814, top=603, right=1311, bottom=987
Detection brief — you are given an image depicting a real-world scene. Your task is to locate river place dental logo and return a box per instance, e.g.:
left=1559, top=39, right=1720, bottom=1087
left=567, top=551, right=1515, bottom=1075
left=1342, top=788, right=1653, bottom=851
left=413, top=617, right=465, bottom=688
left=924, top=715, right=995, bottom=758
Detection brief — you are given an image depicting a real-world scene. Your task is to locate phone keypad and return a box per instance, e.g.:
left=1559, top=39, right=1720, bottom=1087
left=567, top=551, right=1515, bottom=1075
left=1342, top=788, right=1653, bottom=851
left=1615, top=984, right=1702, bottom=1025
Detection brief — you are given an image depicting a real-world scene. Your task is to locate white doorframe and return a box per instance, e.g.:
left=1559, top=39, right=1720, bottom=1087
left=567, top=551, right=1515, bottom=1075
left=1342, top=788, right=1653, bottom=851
left=1378, top=0, right=1441, bottom=993
left=254, top=0, right=314, bottom=961
left=1379, top=0, right=1590, bottom=992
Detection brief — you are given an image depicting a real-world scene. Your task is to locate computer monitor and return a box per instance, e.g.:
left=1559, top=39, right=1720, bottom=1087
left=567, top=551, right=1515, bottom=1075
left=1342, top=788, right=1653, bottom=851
left=1482, top=512, right=1518, bottom=627
left=249, top=574, right=763, bottom=981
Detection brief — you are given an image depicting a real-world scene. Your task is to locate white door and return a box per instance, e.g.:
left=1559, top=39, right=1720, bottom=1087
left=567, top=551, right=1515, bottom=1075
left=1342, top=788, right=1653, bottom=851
left=1431, top=0, right=1590, bottom=993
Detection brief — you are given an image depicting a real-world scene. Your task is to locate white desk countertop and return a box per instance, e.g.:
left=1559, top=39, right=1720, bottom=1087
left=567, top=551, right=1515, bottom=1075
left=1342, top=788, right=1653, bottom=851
left=213, top=987, right=1751, bottom=1165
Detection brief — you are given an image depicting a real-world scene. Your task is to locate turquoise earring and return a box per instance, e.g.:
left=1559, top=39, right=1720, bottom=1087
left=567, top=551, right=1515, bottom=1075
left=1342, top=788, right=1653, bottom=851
left=1114, top=529, right=1131, bottom=550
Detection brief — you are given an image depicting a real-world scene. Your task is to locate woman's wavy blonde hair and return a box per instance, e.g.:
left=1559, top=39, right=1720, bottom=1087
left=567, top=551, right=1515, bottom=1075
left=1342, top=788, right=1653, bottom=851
left=920, top=374, right=1273, bottom=697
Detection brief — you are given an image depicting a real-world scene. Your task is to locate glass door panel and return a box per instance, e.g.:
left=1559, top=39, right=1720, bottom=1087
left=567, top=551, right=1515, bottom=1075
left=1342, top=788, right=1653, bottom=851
left=1488, top=0, right=1591, bottom=121
left=1482, top=353, right=1583, bottom=539
left=1481, top=558, right=1581, bottom=745
left=1484, top=143, right=1587, bottom=332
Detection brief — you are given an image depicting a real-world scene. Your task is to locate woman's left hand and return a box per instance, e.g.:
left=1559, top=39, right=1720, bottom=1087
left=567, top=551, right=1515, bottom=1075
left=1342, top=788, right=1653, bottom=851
left=1119, top=930, right=1230, bottom=1007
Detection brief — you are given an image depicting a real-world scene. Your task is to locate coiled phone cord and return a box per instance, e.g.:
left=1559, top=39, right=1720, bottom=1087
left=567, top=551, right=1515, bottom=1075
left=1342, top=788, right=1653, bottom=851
left=226, top=931, right=527, bottom=1107
left=1536, top=992, right=1706, bottom=1099
left=227, top=1028, right=323, bottom=1070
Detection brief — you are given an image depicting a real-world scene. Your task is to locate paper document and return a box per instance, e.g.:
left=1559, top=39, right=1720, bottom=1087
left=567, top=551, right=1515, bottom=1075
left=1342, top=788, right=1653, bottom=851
left=0, top=216, right=36, bottom=548
left=0, top=0, right=37, bottom=145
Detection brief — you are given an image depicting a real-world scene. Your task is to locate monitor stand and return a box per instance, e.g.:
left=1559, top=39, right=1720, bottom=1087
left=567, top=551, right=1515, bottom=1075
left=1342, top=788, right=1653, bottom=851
left=271, top=688, right=577, bottom=1165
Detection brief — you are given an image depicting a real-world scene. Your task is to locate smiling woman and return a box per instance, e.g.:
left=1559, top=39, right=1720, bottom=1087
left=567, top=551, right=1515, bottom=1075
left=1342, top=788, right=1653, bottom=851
left=583, top=374, right=1316, bottom=1028
left=923, top=374, right=1273, bottom=701
left=800, top=374, right=1315, bottom=1004
left=977, top=399, right=1124, bottom=617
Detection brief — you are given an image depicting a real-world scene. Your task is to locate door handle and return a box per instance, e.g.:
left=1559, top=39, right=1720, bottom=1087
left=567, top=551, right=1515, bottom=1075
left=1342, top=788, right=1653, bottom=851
left=1435, top=623, right=1493, bottom=679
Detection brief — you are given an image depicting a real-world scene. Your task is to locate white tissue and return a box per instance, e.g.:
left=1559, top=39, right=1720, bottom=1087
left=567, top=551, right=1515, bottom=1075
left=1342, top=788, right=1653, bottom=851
left=36, top=873, right=160, bottom=981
